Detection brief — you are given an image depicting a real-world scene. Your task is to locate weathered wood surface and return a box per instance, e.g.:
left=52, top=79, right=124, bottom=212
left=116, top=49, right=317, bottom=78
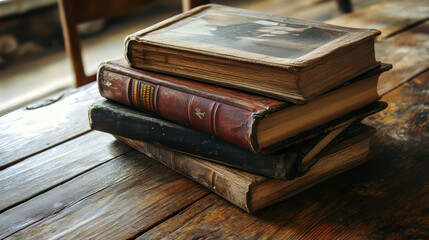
left=376, top=21, right=429, bottom=95
left=324, top=1, right=429, bottom=96
left=0, top=150, right=148, bottom=239
left=0, top=83, right=102, bottom=169
left=325, top=1, right=429, bottom=39
left=239, top=0, right=378, bottom=21
left=0, top=1, right=427, bottom=239
left=0, top=132, right=131, bottom=213
left=138, top=69, right=429, bottom=240
left=4, top=149, right=209, bottom=239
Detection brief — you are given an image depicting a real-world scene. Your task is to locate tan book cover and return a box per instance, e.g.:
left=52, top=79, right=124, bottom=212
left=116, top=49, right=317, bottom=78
left=116, top=123, right=375, bottom=213
left=125, top=4, right=381, bottom=103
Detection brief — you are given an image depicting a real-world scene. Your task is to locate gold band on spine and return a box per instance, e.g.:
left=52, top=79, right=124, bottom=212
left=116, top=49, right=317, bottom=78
left=132, top=80, right=155, bottom=112
left=132, top=80, right=139, bottom=108
left=149, top=87, right=154, bottom=112
left=139, top=82, right=144, bottom=109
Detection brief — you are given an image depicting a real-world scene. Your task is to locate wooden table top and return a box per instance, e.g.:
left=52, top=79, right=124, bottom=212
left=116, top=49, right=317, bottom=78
left=1, top=1, right=428, bottom=239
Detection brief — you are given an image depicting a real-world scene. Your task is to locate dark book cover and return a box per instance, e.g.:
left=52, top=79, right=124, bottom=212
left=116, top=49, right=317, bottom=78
left=88, top=100, right=386, bottom=179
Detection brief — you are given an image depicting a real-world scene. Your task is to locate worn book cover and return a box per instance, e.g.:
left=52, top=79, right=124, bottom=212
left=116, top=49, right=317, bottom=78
left=89, top=100, right=386, bottom=179
left=98, top=59, right=389, bottom=153
left=125, top=4, right=381, bottom=102
left=116, top=123, right=376, bottom=212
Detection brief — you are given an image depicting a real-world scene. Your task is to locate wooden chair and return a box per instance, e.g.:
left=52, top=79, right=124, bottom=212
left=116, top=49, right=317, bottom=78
left=58, top=0, right=158, bottom=87
left=58, top=0, right=209, bottom=87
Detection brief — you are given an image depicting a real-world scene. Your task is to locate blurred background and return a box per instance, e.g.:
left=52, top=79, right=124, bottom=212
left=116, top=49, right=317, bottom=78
left=0, top=0, right=380, bottom=115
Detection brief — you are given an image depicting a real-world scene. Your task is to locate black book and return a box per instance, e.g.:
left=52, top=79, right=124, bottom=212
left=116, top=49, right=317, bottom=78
left=88, top=100, right=386, bottom=179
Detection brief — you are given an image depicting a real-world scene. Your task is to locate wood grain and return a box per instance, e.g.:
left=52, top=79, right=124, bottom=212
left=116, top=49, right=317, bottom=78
left=0, top=150, right=154, bottom=239
left=376, top=21, right=429, bottom=96
left=0, top=131, right=131, bottom=213
left=325, top=1, right=429, bottom=39
left=138, top=68, right=429, bottom=240
left=0, top=83, right=102, bottom=169
left=0, top=1, right=427, bottom=239
left=5, top=148, right=209, bottom=239
left=324, top=2, right=429, bottom=97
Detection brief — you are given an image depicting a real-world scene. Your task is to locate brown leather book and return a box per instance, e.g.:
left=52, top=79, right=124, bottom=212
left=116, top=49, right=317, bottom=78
left=125, top=4, right=381, bottom=103
left=98, top=58, right=389, bottom=154
left=116, top=123, right=375, bottom=213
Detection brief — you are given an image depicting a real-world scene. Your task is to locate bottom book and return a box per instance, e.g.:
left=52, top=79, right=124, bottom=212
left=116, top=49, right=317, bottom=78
left=115, top=123, right=375, bottom=213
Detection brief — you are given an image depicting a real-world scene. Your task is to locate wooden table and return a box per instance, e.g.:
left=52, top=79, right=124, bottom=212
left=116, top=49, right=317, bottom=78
left=1, top=1, right=428, bottom=239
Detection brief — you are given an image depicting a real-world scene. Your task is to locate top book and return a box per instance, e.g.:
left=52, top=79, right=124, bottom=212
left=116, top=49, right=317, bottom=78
left=125, top=4, right=380, bottom=103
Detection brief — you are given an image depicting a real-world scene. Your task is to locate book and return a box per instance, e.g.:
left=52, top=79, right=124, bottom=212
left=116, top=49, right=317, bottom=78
left=115, top=123, right=376, bottom=212
left=124, top=4, right=381, bottom=103
left=88, top=100, right=386, bottom=179
left=97, top=58, right=390, bottom=153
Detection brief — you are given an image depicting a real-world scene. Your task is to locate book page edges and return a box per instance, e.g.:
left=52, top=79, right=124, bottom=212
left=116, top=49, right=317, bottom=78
left=257, top=72, right=380, bottom=148
left=250, top=127, right=375, bottom=212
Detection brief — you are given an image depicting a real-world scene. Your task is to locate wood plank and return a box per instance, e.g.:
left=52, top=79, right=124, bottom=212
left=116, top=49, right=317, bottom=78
left=0, top=150, right=153, bottom=239
left=376, top=21, right=429, bottom=95
left=232, top=0, right=377, bottom=22
left=0, top=2, right=426, bottom=239
left=0, top=82, right=102, bottom=169
left=5, top=150, right=209, bottom=239
left=0, top=131, right=131, bottom=213
left=325, top=1, right=429, bottom=39
left=138, top=68, right=429, bottom=239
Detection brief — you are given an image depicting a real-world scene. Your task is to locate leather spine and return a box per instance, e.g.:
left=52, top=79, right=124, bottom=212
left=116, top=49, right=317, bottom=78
left=97, top=63, right=271, bottom=152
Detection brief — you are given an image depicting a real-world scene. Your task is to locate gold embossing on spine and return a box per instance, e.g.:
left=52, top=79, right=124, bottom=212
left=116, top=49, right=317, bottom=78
left=149, top=87, right=154, bottom=112
left=139, top=83, right=144, bottom=109
left=132, top=80, right=139, bottom=109
left=131, top=79, right=155, bottom=112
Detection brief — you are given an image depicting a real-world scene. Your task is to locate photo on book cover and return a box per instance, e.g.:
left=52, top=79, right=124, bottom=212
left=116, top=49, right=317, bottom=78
left=165, top=9, right=347, bottom=59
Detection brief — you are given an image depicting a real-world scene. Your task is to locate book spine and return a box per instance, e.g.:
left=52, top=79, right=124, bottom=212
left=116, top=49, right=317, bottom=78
left=88, top=100, right=300, bottom=179
left=117, top=136, right=253, bottom=212
left=97, top=67, right=256, bottom=151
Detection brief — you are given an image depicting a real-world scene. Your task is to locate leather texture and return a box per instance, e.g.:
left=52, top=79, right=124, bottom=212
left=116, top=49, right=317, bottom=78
left=98, top=59, right=286, bottom=151
left=97, top=59, right=388, bottom=153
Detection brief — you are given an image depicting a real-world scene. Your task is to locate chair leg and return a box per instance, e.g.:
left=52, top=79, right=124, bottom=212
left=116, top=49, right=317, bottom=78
left=335, top=0, right=353, bottom=13
left=181, top=0, right=210, bottom=12
left=76, top=74, right=96, bottom=87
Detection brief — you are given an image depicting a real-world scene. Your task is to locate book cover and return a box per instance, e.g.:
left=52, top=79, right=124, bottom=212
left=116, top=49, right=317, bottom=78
left=89, top=100, right=386, bottom=179
left=116, top=123, right=376, bottom=212
left=98, top=59, right=389, bottom=153
left=125, top=4, right=381, bottom=102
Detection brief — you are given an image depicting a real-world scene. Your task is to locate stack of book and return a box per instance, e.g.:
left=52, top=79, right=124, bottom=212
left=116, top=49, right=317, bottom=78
left=88, top=4, right=391, bottom=212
